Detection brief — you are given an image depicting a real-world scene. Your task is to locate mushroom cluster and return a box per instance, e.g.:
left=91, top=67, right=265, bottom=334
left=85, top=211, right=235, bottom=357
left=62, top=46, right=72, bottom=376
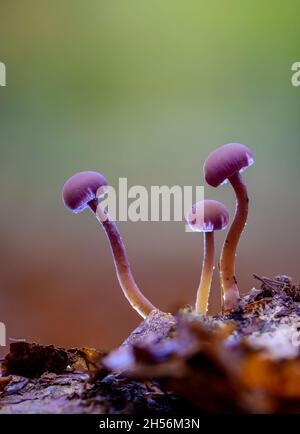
left=187, top=143, right=254, bottom=313
left=203, top=143, right=254, bottom=311
left=62, top=143, right=254, bottom=318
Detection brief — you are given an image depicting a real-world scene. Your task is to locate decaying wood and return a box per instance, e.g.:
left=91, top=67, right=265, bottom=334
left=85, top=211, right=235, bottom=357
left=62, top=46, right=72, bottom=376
left=2, top=275, right=300, bottom=413
left=0, top=313, right=186, bottom=414
left=105, top=275, right=300, bottom=413
left=123, top=310, right=176, bottom=347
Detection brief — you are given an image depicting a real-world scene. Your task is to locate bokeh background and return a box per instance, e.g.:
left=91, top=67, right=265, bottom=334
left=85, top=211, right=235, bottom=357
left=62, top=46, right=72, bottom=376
left=0, top=0, right=300, bottom=355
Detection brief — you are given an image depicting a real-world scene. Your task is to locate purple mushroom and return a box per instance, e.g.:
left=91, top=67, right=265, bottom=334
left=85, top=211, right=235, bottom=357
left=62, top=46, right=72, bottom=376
left=62, top=171, right=156, bottom=318
left=204, top=143, right=254, bottom=311
left=186, top=200, right=229, bottom=314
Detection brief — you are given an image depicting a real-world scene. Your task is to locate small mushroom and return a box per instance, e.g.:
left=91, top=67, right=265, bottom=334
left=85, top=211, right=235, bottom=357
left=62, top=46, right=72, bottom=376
left=203, top=143, right=254, bottom=311
left=62, top=171, right=156, bottom=318
left=186, top=200, right=229, bottom=314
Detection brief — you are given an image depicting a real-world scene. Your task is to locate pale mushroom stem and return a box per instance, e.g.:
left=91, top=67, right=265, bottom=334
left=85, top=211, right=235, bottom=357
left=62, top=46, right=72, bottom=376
left=88, top=199, right=155, bottom=319
left=220, top=172, right=249, bottom=311
left=195, top=231, right=215, bottom=314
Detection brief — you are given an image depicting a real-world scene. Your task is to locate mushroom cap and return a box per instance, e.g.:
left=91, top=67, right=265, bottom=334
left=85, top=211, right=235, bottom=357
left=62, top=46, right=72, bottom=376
left=62, top=171, right=108, bottom=213
left=186, top=200, right=229, bottom=232
left=204, top=143, right=254, bottom=187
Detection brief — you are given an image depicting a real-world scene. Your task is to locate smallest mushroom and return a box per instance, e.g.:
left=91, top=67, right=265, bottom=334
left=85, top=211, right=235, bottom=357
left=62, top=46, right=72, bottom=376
left=186, top=200, right=229, bottom=314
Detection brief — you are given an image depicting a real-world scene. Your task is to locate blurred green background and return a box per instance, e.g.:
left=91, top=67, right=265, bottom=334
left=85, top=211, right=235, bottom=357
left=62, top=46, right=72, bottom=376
left=0, top=0, right=299, bottom=353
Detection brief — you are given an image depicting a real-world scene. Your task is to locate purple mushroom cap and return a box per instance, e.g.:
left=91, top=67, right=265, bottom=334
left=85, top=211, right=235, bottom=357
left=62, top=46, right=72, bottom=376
left=204, top=143, right=254, bottom=187
left=62, top=171, right=108, bottom=213
left=187, top=200, right=229, bottom=233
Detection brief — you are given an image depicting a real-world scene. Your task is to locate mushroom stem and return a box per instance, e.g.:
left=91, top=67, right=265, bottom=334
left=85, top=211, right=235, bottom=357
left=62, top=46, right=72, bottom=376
left=220, top=172, right=249, bottom=310
left=88, top=199, right=156, bottom=319
left=195, top=231, right=215, bottom=314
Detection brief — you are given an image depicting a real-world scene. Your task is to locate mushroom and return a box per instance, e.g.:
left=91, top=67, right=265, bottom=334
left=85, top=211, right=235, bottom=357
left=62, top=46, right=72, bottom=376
left=62, top=171, right=156, bottom=318
left=203, top=143, right=254, bottom=310
left=186, top=200, right=229, bottom=314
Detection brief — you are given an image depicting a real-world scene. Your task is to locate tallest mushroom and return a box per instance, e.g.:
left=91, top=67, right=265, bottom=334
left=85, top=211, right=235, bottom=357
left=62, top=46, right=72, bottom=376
left=203, top=143, right=254, bottom=311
